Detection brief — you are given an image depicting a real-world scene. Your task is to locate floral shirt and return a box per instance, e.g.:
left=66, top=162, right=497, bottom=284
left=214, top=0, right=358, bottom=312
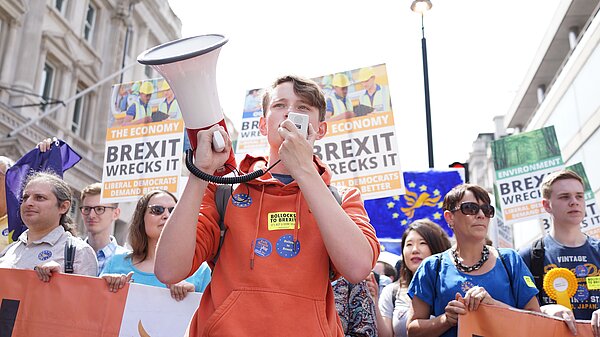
left=332, top=277, right=378, bottom=337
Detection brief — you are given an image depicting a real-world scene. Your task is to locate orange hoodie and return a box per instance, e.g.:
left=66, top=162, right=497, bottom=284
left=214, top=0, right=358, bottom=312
left=186, top=154, right=379, bottom=337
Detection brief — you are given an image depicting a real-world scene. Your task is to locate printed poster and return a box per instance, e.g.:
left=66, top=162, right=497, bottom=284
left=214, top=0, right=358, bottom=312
left=491, top=126, right=564, bottom=225
left=235, top=64, right=404, bottom=200
left=101, top=78, right=185, bottom=203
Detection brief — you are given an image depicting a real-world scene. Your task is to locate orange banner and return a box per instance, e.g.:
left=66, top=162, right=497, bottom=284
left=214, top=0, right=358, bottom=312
left=0, top=269, right=128, bottom=337
left=458, top=304, right=593, bottom=337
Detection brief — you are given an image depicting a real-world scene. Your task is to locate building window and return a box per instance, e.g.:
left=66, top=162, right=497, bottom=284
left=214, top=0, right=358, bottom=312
left=83, top=3, right=96, bottom=42
left=39, top=63, right=55, bottom=111
left=54, top=0, right=68, bottom=15
left=72, top=88, right=86, bottom=134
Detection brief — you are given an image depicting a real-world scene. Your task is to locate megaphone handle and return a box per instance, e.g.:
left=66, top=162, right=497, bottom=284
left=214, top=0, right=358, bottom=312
left=212, top=131, right=225, bottom=152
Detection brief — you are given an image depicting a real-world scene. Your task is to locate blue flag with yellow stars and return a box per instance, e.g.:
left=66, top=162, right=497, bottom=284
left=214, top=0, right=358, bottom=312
left=365, top=170, right=463, bottom=254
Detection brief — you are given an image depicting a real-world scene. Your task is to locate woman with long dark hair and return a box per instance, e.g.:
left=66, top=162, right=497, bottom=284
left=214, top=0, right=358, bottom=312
left=370, top=219, right=451, bottom=337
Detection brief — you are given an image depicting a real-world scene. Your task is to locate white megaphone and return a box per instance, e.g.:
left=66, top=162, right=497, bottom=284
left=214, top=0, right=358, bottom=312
left=137, top=34, right=235, bottom=176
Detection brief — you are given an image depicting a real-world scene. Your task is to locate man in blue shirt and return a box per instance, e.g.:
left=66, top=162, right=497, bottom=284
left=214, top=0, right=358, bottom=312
left=79, top=183, right=128, bottom=275
left=519, top=170, right=600, bottom=335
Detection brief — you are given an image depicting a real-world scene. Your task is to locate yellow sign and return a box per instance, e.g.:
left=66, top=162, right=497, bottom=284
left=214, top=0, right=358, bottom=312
left=523, top=276, right=536, bottom=288
left=586, top=276, right=600, bottom=290
left=268, top=212, right=298, bottom=230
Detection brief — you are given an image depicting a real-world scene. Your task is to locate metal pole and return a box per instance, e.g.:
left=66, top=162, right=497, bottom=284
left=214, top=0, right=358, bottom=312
left=420, top=14, right=434, bottom=168
left=7, top=63, right=136, bottom=138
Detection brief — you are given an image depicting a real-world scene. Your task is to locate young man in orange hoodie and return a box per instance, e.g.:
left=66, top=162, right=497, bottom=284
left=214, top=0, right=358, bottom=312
left=155, top=75, right=380, bottom=336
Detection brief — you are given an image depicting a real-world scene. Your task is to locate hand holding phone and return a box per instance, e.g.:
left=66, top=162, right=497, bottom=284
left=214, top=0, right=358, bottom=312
left=287, top=112, right=309, bottom=139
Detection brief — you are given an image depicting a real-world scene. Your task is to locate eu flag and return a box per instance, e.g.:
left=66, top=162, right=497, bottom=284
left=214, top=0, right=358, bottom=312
left=5, top=139, right=81, bottom=242
left=365, top=170, right=463, bottom=254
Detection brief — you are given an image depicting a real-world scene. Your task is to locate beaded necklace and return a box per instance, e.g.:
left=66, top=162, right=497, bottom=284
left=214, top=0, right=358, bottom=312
left=452, top=245, right=490, bottom=273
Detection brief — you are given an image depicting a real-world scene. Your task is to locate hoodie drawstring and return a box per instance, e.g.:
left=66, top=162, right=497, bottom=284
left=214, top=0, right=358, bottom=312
left=293, top=191, right=301, bottom=253
left=249, top=185, right=265, bottom=270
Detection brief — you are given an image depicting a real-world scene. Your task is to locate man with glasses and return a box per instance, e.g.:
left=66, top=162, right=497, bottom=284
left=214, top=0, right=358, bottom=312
left=80, top=183, right=128, bottom=275
left=0, top=156, right=15, bottom=252
left=519, top=170, right=600, bottom=335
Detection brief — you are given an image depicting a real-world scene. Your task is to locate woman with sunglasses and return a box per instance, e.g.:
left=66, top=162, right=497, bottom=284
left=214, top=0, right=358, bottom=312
left=407, top=184, right=540, bottom=337
left=101, top=190, right=211, bottom=301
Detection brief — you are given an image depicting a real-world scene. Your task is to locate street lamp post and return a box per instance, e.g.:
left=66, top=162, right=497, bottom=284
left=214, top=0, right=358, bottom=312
left=411, top=0, right=434, bottom=168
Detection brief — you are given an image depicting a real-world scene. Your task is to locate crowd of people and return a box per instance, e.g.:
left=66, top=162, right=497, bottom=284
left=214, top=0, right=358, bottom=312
left=1, top=73, right=600, bottom=337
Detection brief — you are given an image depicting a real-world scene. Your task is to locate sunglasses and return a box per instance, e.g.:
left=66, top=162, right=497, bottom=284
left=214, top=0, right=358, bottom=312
left=451, top=202, right=495, bottom=218
left=148, top=205, right=175, bottom=216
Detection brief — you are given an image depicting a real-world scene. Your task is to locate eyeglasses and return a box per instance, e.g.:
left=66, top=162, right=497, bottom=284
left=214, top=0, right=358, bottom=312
left=148, top=205, right=175, bottom=216
left=80, top=206, right=116, bottom=215
left=451, top=202, right=495, bottom=218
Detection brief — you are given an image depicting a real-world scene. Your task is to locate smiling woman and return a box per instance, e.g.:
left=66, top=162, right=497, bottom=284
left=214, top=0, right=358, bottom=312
left=100, top=189, right=212, bottom=301
left=0, top=171, right=97, bottom=280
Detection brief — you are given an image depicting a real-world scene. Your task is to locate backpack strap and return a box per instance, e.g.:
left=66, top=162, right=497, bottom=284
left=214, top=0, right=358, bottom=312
left=530, top=237, right=545, bottom=302
left=497, top=248, right=516, bottom=303
left=64, top=236, right=76, bottom=274
left=211, top=184, right=232, bottom=267
left=430, top=252, right=443, bottom=316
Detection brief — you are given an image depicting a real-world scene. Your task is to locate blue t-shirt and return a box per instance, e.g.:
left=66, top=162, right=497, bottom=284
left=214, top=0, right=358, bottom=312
left=408, top=248, right=538, bottom=337
left=519, top=235, right=600, bottom=319
left=101, top=253, right=212, bottom=292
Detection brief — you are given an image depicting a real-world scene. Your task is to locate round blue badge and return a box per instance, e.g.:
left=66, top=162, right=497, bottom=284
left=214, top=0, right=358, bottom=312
left=276, top=234, right=300, bottom=258
left=575, top=284, right=589, bottom=302
left=38, top=250, right=52, bottom=261
left=232, top=194, right=252, bottom=208
left=460, top=280, right=475, bottom=294
left=254, top=238, right=272, bottom=257
left=1, top=228, right=7, bottom=237
left=575, top=265, right=588, bottom=277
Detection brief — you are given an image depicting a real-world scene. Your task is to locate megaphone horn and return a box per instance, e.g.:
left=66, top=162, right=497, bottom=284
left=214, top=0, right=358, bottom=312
left=137, top=34, right=235, bottom=176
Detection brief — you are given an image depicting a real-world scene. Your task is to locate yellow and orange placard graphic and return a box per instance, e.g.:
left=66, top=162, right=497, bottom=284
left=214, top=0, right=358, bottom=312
left=102, top=78, right=185, bottom=203
left=235, top=63, right=404, bottom=200
left=543, top=268, right=578, bottom=309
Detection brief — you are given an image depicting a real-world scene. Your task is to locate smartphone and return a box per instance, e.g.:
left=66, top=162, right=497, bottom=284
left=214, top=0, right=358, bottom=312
left=287, top=112, right=309, bottom=138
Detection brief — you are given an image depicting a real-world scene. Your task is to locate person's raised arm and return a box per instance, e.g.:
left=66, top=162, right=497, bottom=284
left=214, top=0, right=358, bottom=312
left=155, top=125, right=230, bottom=284
left=279, top=121, right=376, bottom=283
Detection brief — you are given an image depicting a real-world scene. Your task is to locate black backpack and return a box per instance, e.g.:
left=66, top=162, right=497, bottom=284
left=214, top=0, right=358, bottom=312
left=529, top=237, right=546, bottom=302
left=211, top=184, right=343, bottom=266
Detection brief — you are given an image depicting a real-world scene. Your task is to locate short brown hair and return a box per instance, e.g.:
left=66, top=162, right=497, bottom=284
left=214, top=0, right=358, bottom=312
left=81, top=182, right=118, bottom=206
left=261, top=75, right=326, bottom=122
left=541, top=170, right=584, bottom=199
left=442, top=183, right=491, bottom=212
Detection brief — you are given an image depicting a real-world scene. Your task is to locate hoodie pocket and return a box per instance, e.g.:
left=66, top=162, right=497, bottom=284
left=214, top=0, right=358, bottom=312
left=204, top=287, right=331, bottom=337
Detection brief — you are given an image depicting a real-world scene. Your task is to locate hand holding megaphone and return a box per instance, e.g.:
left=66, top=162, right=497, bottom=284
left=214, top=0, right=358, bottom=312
left=193, top=125, right=231, bottom=173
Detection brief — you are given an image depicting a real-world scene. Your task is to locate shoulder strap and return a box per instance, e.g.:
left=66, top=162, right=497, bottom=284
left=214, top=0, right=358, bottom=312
left=391, top=281, right=400, bottom=307
left=64, top=236, right=76, bottom=274
left=497, top=249, right=516, bottom=303
left=431, top=252, right=443, bottom=316
left=211, top=185, right=231, bottom=266
left=530, top=237, right=545, bottom=301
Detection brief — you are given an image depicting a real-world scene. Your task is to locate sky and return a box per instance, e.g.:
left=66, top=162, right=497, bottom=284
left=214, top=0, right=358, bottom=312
left=167, top=0, right=563, bottom=172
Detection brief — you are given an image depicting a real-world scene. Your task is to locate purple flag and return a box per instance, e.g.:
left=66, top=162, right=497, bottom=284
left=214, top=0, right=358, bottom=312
left=5, top=139, right=81, bottom=242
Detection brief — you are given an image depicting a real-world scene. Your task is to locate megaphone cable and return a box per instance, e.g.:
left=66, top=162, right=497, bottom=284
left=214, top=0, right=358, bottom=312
left=185, top=150, right=280, bottom=185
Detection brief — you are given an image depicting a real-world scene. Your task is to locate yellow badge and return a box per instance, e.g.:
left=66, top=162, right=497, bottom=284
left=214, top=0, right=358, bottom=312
left=524, top=275, right=536, bottom=288
left=543, top=268, right=578, bottom=310
left=586, top=276, right=600, bottom=290
left=268, top=212, right=298, bottom=230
